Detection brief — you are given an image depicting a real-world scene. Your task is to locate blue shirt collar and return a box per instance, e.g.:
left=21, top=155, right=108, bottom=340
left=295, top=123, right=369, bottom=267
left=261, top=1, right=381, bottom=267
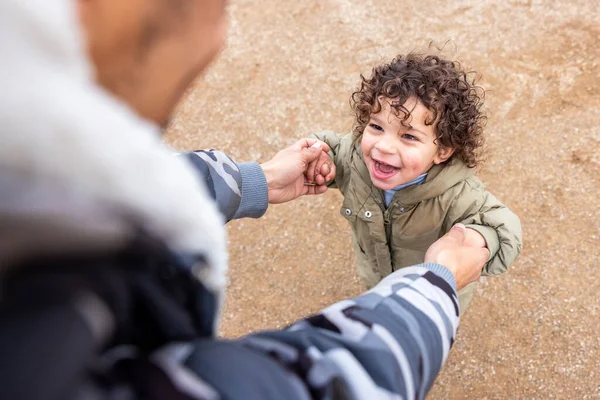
left=383, top=173, right=428, bottom=207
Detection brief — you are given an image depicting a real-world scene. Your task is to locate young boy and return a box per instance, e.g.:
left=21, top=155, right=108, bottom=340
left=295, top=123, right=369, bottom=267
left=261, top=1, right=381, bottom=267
left=308, top=53, right=522, bottom=312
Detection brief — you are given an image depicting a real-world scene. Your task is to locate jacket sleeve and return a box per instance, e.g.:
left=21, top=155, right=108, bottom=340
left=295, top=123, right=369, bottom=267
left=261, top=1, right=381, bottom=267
left=0, top=258, right=459, bottom=400
left=309, top=131, right=353, bottom=190
left=161, top=263, right=460, bottom=400
left=444, top=179, right=523, bottom=276
left=183, top=150, right=269, bottom=222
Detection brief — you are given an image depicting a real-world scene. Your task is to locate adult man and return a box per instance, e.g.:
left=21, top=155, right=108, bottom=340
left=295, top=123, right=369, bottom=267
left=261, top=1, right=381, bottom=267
left=0, top=1, right=488, bottom=399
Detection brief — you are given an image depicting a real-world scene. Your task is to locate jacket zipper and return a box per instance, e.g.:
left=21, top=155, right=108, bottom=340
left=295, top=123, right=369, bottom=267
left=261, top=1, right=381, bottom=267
left=383, top=207, right=392, bottom=245
left=373, top=189, right=393, bottom=244
left=383, top=209, right=391, bottom=225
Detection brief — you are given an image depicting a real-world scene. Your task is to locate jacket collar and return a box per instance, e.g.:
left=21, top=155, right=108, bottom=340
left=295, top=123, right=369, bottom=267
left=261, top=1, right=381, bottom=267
left=351, top=143, right=476, bottom=205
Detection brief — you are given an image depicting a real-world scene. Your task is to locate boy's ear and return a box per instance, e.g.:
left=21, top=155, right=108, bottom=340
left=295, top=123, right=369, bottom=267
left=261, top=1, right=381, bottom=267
left=434, top=147, right=455, bottom=164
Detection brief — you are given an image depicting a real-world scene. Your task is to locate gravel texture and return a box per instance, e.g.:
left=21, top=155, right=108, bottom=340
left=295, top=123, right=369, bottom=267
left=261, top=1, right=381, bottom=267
left=165, top=1, right=600, bottom=398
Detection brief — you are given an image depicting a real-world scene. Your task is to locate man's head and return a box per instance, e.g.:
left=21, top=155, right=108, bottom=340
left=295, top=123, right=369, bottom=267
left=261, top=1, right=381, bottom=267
left=78, top=0, right=228, bottom=126
left=351, top=53, right=486, bottom=189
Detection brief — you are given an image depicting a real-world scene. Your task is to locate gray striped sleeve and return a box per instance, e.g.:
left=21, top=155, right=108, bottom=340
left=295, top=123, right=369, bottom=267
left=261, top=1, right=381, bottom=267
left=184, top=151, right=268, bottom=222
left=236, top=263, right=460, bottom=400
left=148, top=263, right=460, bottom=399
left=234, top=162, right=268, bottom=219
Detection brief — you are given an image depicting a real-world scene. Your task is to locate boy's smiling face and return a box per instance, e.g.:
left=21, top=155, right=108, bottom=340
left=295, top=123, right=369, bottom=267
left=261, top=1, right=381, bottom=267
left=361, top=97, right=454, bottom=191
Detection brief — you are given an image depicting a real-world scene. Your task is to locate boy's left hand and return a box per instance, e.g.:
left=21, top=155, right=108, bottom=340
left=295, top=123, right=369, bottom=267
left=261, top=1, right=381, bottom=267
left=464, top=228, right=487, bottom=248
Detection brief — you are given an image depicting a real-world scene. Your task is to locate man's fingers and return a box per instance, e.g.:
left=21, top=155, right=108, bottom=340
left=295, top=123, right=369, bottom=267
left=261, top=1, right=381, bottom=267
left=294, top=138, right=313, bottom=150
left=306, top=160, right=317, bottom=182
left=311, top=184, right=328, bottom=195
left=444, top=223, right=467, bottom=244
left=474, top=247, right=491, bottom=266
left=304, top=184, right=328, bottom=195
left=317, top=185, right=328, bottom=194
left=296, top=138, right=331, bottom=153
left=300, top=144, right=324, bottom=165
left=312, top=139, right=330, bottom=152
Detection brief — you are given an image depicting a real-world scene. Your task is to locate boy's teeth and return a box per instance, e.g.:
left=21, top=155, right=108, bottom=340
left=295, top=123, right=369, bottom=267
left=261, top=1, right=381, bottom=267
left=376, top=160, right=397, bottom=174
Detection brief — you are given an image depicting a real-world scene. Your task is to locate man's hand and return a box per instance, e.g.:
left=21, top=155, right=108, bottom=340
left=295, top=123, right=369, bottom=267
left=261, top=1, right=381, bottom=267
left=424, top=224, right=490, bottom=290
left=463, top=227, right=487, bottom=248
left=260, top=139, right=333, bottom=204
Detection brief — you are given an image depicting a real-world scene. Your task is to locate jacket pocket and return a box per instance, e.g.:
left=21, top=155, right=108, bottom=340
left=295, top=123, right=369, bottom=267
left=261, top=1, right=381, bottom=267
left=392, top=224, right=442, bottom=252
left=353, top=240, right=382, bottom=289
left=340, top=199, right=384, bottom=286
left=390, top=209, right=444, bottom=269
left=340, top=200, right=372, bottom=255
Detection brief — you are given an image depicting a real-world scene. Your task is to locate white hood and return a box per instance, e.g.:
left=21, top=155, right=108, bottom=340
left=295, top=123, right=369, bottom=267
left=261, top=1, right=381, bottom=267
left=0, top=1, right=228, bottom=294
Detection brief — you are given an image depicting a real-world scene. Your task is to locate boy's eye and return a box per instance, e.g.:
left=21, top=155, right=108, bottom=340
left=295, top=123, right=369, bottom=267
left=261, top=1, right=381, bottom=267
left=402, top=133, right=417, bottom=141
left=369, top=123, right=383, bottom=131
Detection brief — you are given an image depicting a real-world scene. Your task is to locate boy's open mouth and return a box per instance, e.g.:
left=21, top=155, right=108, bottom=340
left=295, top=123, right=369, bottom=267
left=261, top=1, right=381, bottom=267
left=372, top=160, right=399, bottom=180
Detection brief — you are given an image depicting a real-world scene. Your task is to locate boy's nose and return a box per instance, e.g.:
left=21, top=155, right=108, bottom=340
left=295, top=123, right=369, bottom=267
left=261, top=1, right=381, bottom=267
left=374, top=138, right=397, bottom=154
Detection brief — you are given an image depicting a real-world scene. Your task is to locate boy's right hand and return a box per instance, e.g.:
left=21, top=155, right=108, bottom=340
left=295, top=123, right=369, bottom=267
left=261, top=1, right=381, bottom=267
left=306, top=144, right=336, bottom=186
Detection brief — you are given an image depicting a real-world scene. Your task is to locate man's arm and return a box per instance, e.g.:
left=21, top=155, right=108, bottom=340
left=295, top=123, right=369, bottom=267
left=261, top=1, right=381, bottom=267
left=154, top=263, right=458, bottom=400
left=183, top=140, right=332, bottom=222
left=0, top=225, right=484, bottom=400
left=155, top=225, right=488, bottom=400
left=184, top=150, right=269, bottom=222
left=239, top=263, right=459, bottom=399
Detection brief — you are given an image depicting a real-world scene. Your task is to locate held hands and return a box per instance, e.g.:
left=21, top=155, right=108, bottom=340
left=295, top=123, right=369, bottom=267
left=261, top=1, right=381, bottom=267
left=424, top=224, right=490, bottom=290
left=306, top=145, right=336, bottom=186
left=463, top=228, right=487, bottom=248
left=260, top=139, right=335, bottom=204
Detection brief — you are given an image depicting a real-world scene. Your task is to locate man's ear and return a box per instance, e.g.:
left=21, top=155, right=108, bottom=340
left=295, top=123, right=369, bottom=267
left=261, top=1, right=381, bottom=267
left=434, top=146, right=455, bottom=164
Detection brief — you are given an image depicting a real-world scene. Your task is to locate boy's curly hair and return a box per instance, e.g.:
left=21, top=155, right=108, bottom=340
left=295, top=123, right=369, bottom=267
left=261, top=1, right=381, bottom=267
left=350, top=53, right=486, bottom=167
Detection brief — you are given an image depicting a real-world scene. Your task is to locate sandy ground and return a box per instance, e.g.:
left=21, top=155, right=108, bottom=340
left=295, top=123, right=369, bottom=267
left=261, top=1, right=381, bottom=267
left=166, top=0, right=600, bottom=398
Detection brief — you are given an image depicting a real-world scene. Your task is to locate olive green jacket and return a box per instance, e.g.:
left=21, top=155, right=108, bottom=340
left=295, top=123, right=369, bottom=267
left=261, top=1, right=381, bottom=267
left=313, top=131, right=523, bottom=310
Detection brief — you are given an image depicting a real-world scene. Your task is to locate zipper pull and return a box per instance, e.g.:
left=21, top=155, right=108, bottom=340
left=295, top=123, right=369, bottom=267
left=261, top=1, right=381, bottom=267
left=383, top=210, right=391, bottom=225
